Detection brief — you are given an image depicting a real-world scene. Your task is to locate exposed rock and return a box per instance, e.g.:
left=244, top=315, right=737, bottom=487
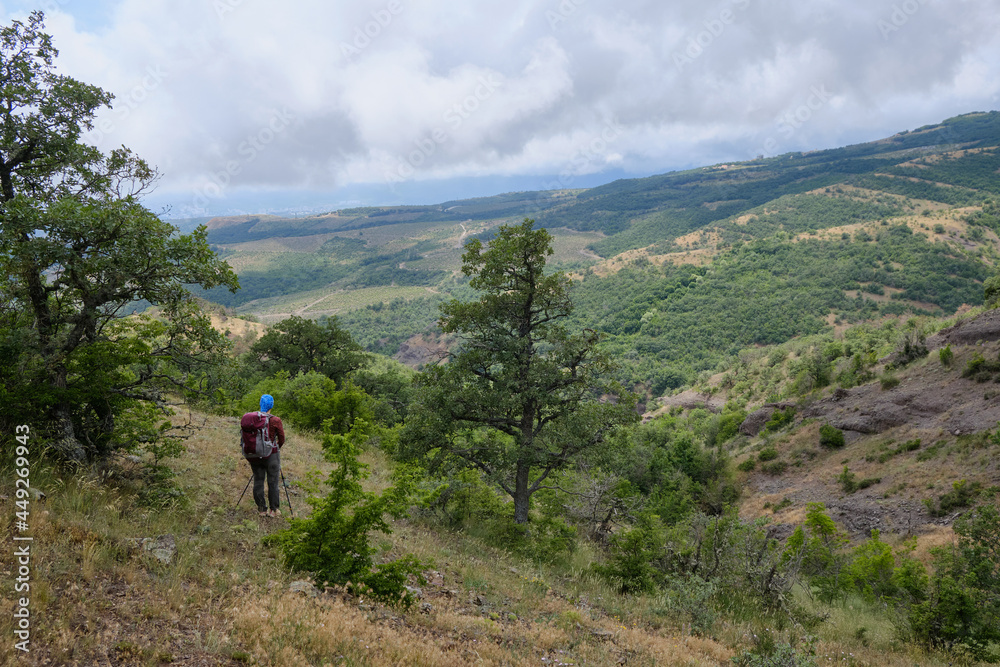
left=288, top=580, right=320, bottom=597
left=127, top=535, right=177, bottom=564
left=393, top=334, right=450, bottom=368
left=926, top=308, right=1000, bottom=348
left=420, top=602, right=433, bottom=614
left=654, top=389, right=725, bottom=415
left=404, top=586, right=423, bottom=600
left=739, top=402, right=796, bottom=436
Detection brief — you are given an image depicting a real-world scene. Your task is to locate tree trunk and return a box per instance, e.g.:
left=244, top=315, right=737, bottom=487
left=51, top=404, right=86, bottom=462
left=513, top=460, right=531, bottom=524
left=49, top=364, right=86, bottom=463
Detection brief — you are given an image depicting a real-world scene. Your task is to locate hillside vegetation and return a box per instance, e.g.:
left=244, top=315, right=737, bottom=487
left=198, top=112, right=1000, bottom=395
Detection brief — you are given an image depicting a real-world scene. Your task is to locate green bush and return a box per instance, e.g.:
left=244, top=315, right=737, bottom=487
left=923, top=480, right=981, bottom=517
left=838, top=466, right=880, bottom=494
left=909, top=506, right=1000, bottom=661
left=784, top=503, right=850, bottom=603
left=961, top=351, right=1000, bottom=382
left=737, top=458, right=757, bottom=472
left=818, top=424, right=845, bottom=449
left=757, top=447, right=779, bottom=462
left=764, top=407, right=796, bottom=433
left=939, top=344, right=954, bottom=367
left=731, top=631, right=817, bottom=667
left=717, top=410, right=747, bottom=444
left=760, top=460, right=789, bottom=476
left=241, top=372, right=373, bottom=432
left=592, top=517, right=661, bottom=595
left=264, top=419, right=431, bottom=607
left=843, top=530, right=904, bottom=601
left=424, top=468, right=508, bottom=528
left=653, top=575, right=717, bottom=636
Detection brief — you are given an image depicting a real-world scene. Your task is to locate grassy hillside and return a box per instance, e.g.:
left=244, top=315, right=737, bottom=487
left=2, top=396, right=992, bottom=666
left=0, top=412, right=739, bottom=666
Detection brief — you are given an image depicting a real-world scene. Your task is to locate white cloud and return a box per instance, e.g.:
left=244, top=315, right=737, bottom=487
left=4, top=0, right=999, bottom=212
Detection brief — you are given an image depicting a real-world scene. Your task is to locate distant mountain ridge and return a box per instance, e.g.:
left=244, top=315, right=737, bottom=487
left=204, top=111, right=1000, bottom=252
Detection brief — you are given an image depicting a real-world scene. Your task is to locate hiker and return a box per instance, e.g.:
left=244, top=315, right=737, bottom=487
left=240, top=394, right=286, bottom=517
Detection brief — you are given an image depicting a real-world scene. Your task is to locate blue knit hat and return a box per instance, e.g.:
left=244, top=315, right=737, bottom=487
left=260, top=394, right=274, bottom=412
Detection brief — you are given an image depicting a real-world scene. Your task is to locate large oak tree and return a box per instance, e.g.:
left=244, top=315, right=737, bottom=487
left=0, top=12, right=238, bottom=461
left=403, top=219, right=637, bottom=523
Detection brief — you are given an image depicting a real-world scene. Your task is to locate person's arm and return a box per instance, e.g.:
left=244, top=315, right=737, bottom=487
left=272, top=416, right=285, bottom=448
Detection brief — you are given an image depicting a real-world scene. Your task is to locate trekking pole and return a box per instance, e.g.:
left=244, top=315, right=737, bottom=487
left=280, top=467, right=294, bottom=518
left=235, top=473, right=253, bottom=508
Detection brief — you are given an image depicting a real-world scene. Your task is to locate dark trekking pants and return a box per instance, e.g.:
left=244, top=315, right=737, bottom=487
left=249, top=448, right=281, bottom=512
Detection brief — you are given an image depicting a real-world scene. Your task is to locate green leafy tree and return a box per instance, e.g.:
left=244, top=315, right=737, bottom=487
left=240, top=371, right=372, bottom=432
left=784, top=502, right=850, bottom=602
left=250, top=315, right=367, bottom=384
left=909, top=505, right=1000, bottom=659
left=0, top=12, right=238, bottom=461
left=403, top=219, right=637, bottom=523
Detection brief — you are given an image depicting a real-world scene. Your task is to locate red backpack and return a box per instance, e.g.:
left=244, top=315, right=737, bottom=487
left=240, top=412, right=276, bottom=460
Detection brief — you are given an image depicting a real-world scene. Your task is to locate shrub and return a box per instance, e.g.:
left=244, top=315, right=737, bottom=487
left=838, top=466, right=880, bottom=494
left=818, top=424, right=845, bottom=449
left=653, top=575, right=717, bottom=636
left=731, top=631, right=817, bottom=667
left=757, top=447, right=779, bottom=462
left=909, top=506, right=1000, bottom=660
left=764, top=407, right=796, bottom=433
left=264, top=419, right=431, bottom=607
left=241, top=372, right=373, bottom=432
left=838, top=466, right=857, bottom=493
left=760, top=460, right=789, bottom=476
left=963, top=352, right=987, bottom=379
left=592, top=517, right=661, bottom=595
left=923, top=480, right=981, bottom=517
left=879, top=371, right=900, bottom=390
left=962, top=351, right=1000, bottom=382
left=717, top=410, right=747, bottom=444
left=939, top=345, right=954, bottom=367
left=843, top=530, right=899, bottom=601
left=737, top=458, right=757, bottom=472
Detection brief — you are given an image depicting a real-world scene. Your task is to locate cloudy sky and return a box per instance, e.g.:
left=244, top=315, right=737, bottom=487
left=4, top=0, right=999, bottom=217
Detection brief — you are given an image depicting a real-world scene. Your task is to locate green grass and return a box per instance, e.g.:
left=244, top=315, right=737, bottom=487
left=240, top=285, right=437, bottom=321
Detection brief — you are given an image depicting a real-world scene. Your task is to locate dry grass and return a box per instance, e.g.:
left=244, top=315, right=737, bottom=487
left=1, top=405, right=991, bottom=665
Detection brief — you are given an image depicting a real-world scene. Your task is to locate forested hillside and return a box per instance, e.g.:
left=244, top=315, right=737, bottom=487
left=197, top=112, right=1000, bottom=395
